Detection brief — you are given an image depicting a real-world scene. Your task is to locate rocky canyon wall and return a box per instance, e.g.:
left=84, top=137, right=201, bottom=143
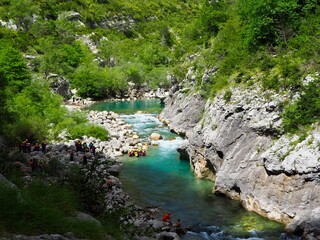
left=159, top=85, right=320, bottom=238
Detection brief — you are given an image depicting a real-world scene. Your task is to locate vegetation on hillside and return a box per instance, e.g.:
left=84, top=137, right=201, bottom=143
left=0, top=0, right=319, bottom=237
left=1, top=0, right=319, bottom=135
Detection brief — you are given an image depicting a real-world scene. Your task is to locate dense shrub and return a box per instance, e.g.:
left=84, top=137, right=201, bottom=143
left=68, top=123, right=109, bottom=140
left=282, top=77, right=320, bottom=132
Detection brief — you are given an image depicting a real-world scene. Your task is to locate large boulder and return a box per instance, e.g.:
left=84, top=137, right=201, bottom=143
left=157, top=232, right=180, bottom=240
left=286, top=208, right=320, bottom=239
left=47, top=74, right=71, bottom=100
left=150, top=132, right=163, bottom=141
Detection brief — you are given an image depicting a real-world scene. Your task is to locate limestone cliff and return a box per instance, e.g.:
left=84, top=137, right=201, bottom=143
left=159, top=83, right=320, bottom=238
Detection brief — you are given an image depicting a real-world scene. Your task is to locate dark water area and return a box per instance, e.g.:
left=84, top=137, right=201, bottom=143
left=89, top=99, right=299, bottom=240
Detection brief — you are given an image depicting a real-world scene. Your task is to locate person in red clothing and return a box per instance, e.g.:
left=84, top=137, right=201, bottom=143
left=162, top=212, right=172, bottom=225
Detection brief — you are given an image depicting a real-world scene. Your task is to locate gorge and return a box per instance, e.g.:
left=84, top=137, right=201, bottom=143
left=90, top=99, right=287, bottom=239
left=159, top=79, right=320, bottom=239
left=1, top=0, right=320, bottom=239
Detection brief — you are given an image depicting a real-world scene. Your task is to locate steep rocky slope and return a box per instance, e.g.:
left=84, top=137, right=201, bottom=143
left=159, top=80, right=320, bottom=239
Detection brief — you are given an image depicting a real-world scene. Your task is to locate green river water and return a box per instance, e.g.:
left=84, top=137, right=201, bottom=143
left=89, top=99, right=299, bottom=240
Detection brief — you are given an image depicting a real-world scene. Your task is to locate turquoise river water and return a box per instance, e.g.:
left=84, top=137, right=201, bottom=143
left=89, top=99, right=299, bottom=240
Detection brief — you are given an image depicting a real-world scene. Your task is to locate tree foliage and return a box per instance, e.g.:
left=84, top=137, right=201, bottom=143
left=0, top=0, right=319, bottom=142
left=283, top=77, right=320, bottom=132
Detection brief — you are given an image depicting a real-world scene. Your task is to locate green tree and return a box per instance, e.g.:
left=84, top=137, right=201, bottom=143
left=71, top=63, right=109, bottom=99
left=160, top=26, right=173, bottom=47
left=0, top=41, right=31, bottom=93
left=9, top=0, right=40, bottom=31
left=4, top=80, right=66, bottom=144
left=146, top=67, right=169, bottom=89
left=124, top=62, right=145, bottom=87
left=283, top=77, right=320, bottom=132
left=238, top=0, right=300, bottom=49
left=0, top=41, right=31, bottom=131
left=191, top=0, right=228, bottom=43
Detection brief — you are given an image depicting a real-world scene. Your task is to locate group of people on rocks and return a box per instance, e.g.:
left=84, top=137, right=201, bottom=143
left=20, top=138, right=98, bottom=172
left=19, top=139, right=47, bottom=153
left=19, top=139, right=47, bottom=173
left=72, top=140, right=98, bottom=165
left=75, top=140, right=96, bottom=155
left=128, top=148, right=146, bottom=157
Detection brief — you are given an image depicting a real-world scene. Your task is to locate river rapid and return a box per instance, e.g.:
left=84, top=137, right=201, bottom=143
left=89, top=99, right=298, bottom=240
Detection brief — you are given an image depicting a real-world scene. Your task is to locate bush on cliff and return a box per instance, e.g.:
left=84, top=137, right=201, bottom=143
left=282, top=77, right=320, bottom=132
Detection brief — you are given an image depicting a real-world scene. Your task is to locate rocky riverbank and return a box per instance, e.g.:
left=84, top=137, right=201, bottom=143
left=0, top=107, right=184, bottom=240
left=159, top=80, right=320, bottom=239
left=86, top=110, right=147, bottom=159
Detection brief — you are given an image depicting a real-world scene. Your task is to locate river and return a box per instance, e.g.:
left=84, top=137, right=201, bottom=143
left=89, top=99, right=298, bottom=240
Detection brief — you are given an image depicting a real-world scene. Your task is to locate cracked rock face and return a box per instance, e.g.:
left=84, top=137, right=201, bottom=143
left=159, top=84, right=320, bottom=237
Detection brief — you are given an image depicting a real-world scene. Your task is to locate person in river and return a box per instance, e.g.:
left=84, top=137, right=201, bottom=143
left=162, top=212, right=172, bottom=226
left=26, top=140, right=31, bottom=153
left=173, top=219, right=186, bottom=235
left=174, top=219, right=182, bottom=228
left=75, top=140, right=82, bottom=152
left=106, top=178, right=113, bottom=190
left=19, top=141, right=24, bottom=153
left=134, top=150, right=139, bottom=157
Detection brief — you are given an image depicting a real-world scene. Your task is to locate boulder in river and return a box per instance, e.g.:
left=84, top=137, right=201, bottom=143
left=150, top=132, right=163, bottom=141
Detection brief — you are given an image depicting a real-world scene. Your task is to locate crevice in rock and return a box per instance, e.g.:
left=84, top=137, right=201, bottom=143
left=223, top=133, right=244, bottom=148
left=177, top=144, right=189, bottom=161
left=206, top=159, right=216, bottom=174
left=216, top=150, right=224, bottom=159
left=304, top=174, right=320, bottom=182
left=169, top=129, right=186, bottom=137
left=235, top=106, right=244, bottom=113
left=224, top=112, right=234, bottom=119
left=231, top=184, right=241, bottom=194
left=263, top=165, right=292, bottom=176
left=292, top=225, right=304, bottom=236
